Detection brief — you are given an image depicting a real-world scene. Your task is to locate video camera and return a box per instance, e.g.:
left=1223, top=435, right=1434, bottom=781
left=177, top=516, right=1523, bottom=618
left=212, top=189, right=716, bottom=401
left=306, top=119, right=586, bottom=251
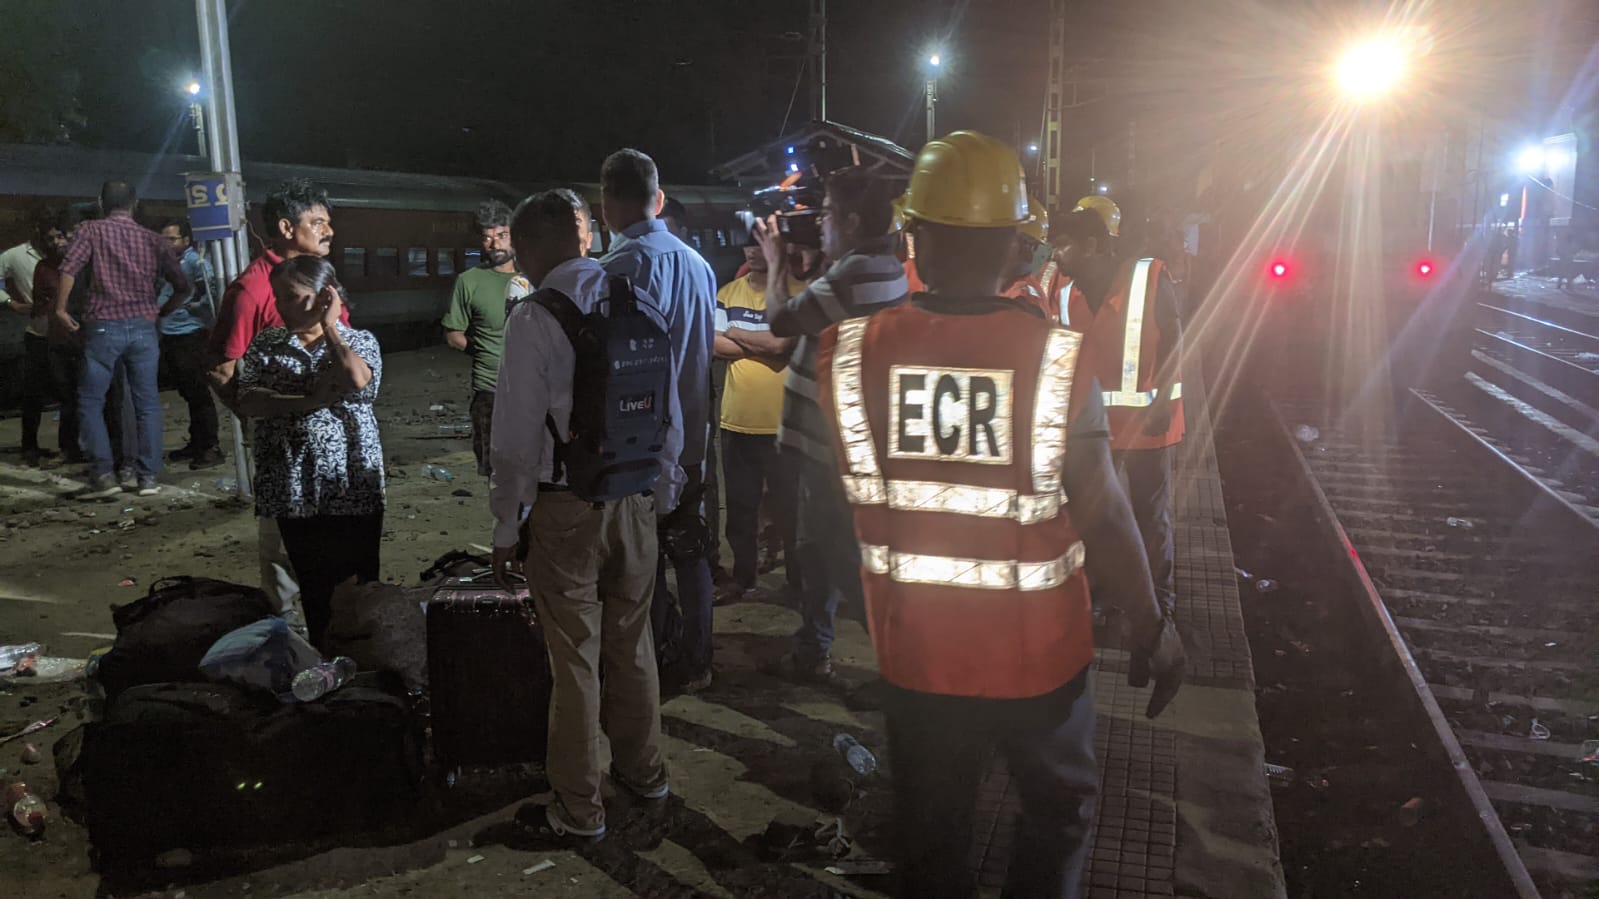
left=738, top=136, right=864, bottom=249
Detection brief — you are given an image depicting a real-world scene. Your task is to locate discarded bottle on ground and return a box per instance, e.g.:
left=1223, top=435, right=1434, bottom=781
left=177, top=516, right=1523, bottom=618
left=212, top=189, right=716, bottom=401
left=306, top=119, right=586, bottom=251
left=422, top=463, right=455, bottom=482
left=833, top=733, right=878, bottom=777
left=1445, top=517, right=1474, bottom=529
left=1255, top=579, right=1279, bottom=593
left=1294, top=424, right=1319, bottom=443
left=5, top=782, right=47, bottom=835
left=0, top=642, right=41, bottom=671
left=1264, top=762, right=1295, bottom=788
left=291, top=656, right=358, bottom=702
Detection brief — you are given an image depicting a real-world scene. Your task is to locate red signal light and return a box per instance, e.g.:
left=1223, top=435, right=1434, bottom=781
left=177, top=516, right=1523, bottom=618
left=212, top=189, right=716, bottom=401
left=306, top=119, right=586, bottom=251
left=1269, top=260, right=1290, bottom=279
left=1416, top=260, right=1433, bottom=277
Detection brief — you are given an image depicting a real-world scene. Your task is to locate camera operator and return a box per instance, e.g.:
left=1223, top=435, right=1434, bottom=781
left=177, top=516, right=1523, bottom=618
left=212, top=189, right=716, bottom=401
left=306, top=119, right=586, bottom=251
left=752, top=168, right=906, bottom=684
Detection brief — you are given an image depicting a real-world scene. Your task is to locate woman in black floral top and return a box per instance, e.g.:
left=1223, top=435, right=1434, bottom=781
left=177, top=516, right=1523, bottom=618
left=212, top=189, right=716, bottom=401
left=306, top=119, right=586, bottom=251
left=236, top=255, right=385, bottom=648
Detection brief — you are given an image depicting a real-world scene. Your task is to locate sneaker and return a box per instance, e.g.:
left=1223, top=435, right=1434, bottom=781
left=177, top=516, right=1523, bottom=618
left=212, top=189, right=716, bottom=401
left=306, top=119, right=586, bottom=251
left=188, top=447, right=225, bottom=470
left=115, top=467, right=136, bottom=488
left=714, top=581, right=752, bottom=605
left=70, top=474, right=123, bottom=501
left=135, top=478, right=161, bottom=497
left=168, top=444, right=198, bottom=461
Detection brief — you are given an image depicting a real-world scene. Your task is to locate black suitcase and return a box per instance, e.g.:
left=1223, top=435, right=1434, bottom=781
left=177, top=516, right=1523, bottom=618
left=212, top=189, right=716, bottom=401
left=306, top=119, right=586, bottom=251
left=74, top=678, right=422, bottom=862
left=426, top=573, right=551, bottom=775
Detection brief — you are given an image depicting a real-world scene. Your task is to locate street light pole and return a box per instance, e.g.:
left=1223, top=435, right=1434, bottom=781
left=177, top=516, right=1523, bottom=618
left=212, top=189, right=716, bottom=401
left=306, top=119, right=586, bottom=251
left=195, top=0, right=253, bottom=500
left=925, top=52, right=941, bottom=142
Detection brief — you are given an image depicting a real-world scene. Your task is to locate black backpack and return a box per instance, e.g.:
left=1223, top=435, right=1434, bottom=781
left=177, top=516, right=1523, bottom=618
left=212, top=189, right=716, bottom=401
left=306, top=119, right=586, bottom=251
left=534, top=275, right=672, bottom=502
left=94, top=576, right=278, bottom=699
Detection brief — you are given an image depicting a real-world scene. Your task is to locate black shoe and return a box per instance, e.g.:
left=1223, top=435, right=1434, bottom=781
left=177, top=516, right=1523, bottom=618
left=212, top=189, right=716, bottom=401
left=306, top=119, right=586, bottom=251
left=21, top=448, right=41, bottom=468
left=513, top=800, right=606, bottom=843
left=168, top=444, right=198, bottom=461
left=188, top=447, right=225, bottom=469
left=663, top=665, right=713, bottom=695
left=761, top=649, right=840, bottom=686
left=843, top=678, right=890, bottom=711
left=69, top=474, right=123, bottom=501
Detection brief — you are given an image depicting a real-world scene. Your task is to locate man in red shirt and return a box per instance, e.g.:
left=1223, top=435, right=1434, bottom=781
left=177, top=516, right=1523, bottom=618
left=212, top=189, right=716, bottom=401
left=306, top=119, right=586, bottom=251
left=208, top=179, right=344, bottom=404
left=206, top=179, right=343, bottom=634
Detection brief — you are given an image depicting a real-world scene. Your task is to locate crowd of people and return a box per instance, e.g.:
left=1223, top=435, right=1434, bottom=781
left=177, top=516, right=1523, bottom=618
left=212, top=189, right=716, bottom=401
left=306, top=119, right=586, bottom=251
left=2, top=131, right=1190, bottom=898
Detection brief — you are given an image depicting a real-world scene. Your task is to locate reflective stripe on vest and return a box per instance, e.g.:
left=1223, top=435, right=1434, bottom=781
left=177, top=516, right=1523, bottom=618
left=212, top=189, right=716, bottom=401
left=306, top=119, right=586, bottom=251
left=831, top=321, right=1081, bottom=527
left=861, top=540, right=1086, bottom=591
left=1103, top=258, right=1183, bottom=408
left=1057, top=278, right=1075, bottom=327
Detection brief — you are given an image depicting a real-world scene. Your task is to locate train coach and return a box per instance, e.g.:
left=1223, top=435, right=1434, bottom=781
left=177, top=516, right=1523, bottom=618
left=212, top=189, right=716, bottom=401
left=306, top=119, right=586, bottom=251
left=0, top=142, right=754, bottom=395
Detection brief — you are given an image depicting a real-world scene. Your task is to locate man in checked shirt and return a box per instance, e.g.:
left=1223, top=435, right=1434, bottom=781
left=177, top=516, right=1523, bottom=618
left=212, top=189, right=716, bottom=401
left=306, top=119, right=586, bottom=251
left=52, top=181, right=190, bottom=499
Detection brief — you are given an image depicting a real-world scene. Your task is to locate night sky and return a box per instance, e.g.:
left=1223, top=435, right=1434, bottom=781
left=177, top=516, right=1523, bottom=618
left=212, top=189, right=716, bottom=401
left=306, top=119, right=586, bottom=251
left=4, top=0, right=1591, bottom=196
left=8, top=0, right=1072, bottom=183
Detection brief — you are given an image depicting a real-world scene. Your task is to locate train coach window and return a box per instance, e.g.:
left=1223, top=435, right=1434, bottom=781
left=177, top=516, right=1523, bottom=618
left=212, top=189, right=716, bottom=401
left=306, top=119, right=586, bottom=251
left=688, top=230, right=703, bottom=250
left=407, top=248, right=429, bottom=277
left=463, top=248, right=482, bottom=270
left=436, top=249, right=456, bottom=278
left=715, top=229, right=728, bottom=248
left=341, top=247, right=366, bottom=280
left=373, top=248, right=400, bottom=278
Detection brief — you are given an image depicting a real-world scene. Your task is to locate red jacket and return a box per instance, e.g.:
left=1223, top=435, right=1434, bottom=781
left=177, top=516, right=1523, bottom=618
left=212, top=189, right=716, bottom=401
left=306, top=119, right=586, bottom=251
left=1075, top=258, right=1184, bottom=450
left=817, top=298, right=1094, bottom=698
left=211, top=249, right=350, bottom=361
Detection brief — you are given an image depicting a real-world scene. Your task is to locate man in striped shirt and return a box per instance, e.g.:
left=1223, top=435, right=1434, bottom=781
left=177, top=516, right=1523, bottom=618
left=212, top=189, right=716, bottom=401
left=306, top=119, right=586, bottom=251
left=751, top=168, right=907, bottom=683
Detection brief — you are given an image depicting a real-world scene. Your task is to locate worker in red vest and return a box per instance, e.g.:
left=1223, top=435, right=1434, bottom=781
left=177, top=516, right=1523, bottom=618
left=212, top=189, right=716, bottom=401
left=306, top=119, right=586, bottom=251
left=816, top=131, right=1184, bottom=899
left=1005, top=197, right=1067, bottom=320
left=1054, top=205, right=1184, bottom=621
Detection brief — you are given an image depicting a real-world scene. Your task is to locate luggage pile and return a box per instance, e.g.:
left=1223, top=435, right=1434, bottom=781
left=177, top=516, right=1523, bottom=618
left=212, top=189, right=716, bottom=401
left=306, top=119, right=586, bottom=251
left=55, top=555, right=553, bottom=867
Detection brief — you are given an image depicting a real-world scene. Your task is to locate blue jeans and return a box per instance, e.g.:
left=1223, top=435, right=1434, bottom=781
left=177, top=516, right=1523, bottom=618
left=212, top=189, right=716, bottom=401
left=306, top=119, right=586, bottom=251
left=651, top=465, right=715, bottom=673
left=885, top=672, right=1097, bottom=899
left=793, top=456, right=860, bottom=658
left=78, top=318, right=162, bottom=479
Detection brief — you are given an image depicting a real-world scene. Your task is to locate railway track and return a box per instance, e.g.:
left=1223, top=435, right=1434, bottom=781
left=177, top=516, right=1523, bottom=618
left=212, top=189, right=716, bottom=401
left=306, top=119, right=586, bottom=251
left=1459, top=303, right=1599, bottom=523
left=1273, top=393, right=1599, bottom=897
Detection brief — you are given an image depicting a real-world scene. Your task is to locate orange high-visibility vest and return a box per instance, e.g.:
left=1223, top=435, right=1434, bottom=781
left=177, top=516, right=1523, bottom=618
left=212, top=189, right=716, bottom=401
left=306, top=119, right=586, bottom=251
left=1078, top=257, right=1184, bottom=451
left=816, top=300, right=1094, bottom=698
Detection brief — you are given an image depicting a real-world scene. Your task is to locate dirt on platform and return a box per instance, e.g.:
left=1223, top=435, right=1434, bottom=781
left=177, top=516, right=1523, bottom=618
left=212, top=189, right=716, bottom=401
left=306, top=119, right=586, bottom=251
left=0, top=347, right=893, bottom=899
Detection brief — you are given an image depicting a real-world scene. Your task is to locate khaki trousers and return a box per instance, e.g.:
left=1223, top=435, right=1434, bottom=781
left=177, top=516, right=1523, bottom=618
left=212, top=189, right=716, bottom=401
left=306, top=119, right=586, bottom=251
left=525, top=491, right=666, bottom=830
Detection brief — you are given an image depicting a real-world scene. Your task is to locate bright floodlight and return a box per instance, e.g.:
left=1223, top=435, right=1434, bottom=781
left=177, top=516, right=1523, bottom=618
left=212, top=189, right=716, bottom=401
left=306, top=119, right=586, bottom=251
left=185, top=80, right=201, bottom=96
left=1334, top=37, right=1406, bottom=100
left=928, top=52, right=942, bottom=68
left=1097, top=183, right=1110, bottom=194
left=1027, top=143, right=1039, bottom=154
left=1516, top=146, right=1545, bottom=174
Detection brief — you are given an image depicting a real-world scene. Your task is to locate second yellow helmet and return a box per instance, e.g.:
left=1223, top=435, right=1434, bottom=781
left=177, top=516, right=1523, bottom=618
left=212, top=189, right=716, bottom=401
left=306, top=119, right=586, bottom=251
left=1072, top=195, right=1121, bottom=238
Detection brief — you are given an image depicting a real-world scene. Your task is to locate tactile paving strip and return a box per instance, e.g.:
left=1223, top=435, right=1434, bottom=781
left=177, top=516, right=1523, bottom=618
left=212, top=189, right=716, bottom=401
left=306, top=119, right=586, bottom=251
left=970, top=367, right=1276, bottom=896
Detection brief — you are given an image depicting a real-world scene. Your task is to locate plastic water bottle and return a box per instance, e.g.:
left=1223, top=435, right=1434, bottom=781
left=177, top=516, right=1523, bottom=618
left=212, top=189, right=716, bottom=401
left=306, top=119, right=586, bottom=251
left=0, top=642, right=41, bottom=671
left=4, top=782, right=47, bottom=835
left=422, top=463, right=455, bottom=482
left=833, top=733, right=878, bottom=777
left=291, top=657, right=358, bottom=702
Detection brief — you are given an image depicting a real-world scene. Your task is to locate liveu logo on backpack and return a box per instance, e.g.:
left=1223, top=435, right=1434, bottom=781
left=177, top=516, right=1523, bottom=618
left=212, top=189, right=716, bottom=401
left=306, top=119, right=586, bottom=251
left=535, top=275, right=672, bottom=502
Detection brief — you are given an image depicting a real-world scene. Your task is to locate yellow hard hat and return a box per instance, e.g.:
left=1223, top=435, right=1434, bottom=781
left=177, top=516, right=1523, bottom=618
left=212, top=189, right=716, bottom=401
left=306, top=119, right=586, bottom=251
left=890, top=192, right=909, bottom=232
left=1018, top=196, right=1049, bottom=244
left=902, top=131, right=1030, bottom=228
left=1073, top=195, right=1121, bottom=237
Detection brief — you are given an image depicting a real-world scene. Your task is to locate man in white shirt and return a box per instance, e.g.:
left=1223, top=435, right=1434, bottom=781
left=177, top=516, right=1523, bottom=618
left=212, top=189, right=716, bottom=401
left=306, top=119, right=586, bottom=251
left=0, top=212, right=63, bottom=466
left=489, top=190, right=670, bottom=844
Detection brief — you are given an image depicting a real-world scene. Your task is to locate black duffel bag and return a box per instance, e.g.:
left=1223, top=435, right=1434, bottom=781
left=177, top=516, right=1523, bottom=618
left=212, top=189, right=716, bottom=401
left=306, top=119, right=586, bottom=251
left=94, top=576, right=277, bottom=698
left=68, top=677, right=422, bottom=862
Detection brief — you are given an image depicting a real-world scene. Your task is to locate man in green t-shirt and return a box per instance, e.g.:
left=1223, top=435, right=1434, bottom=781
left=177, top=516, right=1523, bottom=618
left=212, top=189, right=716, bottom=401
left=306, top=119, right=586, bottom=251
left=442, top=200, right=518, bottom=475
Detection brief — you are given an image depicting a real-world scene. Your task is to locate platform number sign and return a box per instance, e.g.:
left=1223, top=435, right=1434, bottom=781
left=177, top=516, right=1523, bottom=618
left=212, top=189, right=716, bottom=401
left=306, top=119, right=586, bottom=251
left=183, top=171, right=244, bottom=242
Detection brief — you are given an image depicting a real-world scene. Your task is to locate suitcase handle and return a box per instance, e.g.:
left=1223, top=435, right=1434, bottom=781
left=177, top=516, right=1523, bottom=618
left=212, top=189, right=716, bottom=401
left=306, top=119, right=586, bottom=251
left=455, top=568, right=527, bottom=587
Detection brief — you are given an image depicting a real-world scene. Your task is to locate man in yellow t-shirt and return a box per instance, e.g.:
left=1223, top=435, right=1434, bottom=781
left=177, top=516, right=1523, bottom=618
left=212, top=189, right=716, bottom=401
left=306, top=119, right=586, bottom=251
left=713, top=242, right=806, bottom=601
